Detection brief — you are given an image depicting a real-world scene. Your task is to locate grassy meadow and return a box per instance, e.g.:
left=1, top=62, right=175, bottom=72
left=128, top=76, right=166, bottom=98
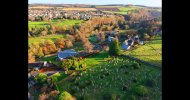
left=28, top=34, right=66, bottom=44
left=123, top=36, right=162, bottom=65
left=28, top=19, right=84, bottom=28
left=56, top=58, right=161, bottom=100
left=102, top=6, right=141, bottom=15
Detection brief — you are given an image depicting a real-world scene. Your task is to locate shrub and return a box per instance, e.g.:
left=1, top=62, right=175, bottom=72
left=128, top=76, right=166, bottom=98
left=59, top=91, right=73, bottom=100
left=134, top=85, right=148, bottom=96
left=35, top=73, right=48, bottom=84
left=129, top=95, right=137, bottom=100
left=132, top=62, right=140, bottom=69
left=39, top=93, right=48, bottom=100
left=49, top=90, right=60, bottom=99
left=145, top=79, right=155, bottom=87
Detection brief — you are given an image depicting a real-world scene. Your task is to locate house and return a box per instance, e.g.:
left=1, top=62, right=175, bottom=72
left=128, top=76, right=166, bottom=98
left=132, top=35, right=144, bottom=45
left=108, top=36, right=115, bottom=42
left=58, top=49, right=79, bottom=60
left=122, top=40, right=131, bottom=50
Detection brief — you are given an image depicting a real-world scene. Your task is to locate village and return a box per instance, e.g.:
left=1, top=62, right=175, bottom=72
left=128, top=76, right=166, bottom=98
left=28, top=3, right=162, bottom=100
left=29, top=7, right=114, bottom=21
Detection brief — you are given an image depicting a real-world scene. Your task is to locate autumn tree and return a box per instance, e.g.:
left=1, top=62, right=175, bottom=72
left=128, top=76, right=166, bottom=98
left=28, top=51, right=35, bottom=63
left=66, top=34, right=75, bottom=43
left=39, top=93, right=48, bottom=100
left=55, top=38, right=65, bottom=49
left=64, top=39, right=73, bottom=48
left=30, top=42, right=44, bottom=58
left=98, top=32, right=105, bottom=42
left=40, top=40, right=57, bottom=55
left=144, top=33, right=150, bottom=41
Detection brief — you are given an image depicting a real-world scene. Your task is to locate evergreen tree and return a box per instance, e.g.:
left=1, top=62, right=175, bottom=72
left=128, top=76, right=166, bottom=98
left=109, top=37, right=121, bottom=56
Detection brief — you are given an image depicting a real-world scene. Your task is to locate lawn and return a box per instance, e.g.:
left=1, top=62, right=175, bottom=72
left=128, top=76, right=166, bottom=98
left=56, top=57, right=161, bottom=100
left=80, top=51, right=109, bottom=67
left=28, top=19, right=84, bottom=28
left=28, top=34, right=66, bottom=44
left=122, top=36, right=162, bottom=65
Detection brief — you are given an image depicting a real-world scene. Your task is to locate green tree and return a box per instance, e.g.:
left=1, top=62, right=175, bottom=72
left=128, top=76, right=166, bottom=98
left=59, top=91, right=73, bottom=100
left=61, top=59, right=73, bottom=69
left=50, top=72, right=61, bottom=84
left=109, top=37, right=121, bottom=56
left=35, top=73, right=48, bottom=84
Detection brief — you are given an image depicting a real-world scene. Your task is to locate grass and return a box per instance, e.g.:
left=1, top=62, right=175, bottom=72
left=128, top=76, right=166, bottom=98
left=28, top=34, right=66, bottom=44
left=80, top=51, right=109, bottom=67
left=102, top=6, right=141, bottom=15
left=122, top=36, right=162, bottom=65
left=56, top=57, right=161, bottom=100
left=28, top=19, right=84, bottom=28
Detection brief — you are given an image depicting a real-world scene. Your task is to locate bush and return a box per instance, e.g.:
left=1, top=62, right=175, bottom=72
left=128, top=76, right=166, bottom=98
left=129, top=95, right=137, bottom=100
left=132, top=62, right=140, bottom=69
left=145, top=79, right=155, bottom=87
left=103, top=93, right=120, bottom=100
left=134, top=85, right=148, bottom=96
left=59, top=91, right=73, bottom=100
left=35, top=73, right=48, bottom=84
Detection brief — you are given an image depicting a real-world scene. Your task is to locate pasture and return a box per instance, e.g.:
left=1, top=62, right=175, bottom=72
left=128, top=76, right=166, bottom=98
left=123, top=36, right=162, bottom=65
left=28, top=34, right=66, bottom=44
left=62, top=8, right=97, bottom=11
left=28, top=19, right=84, bottom=28
left=102, top=6, right=141, bottom=15
left=56, top=58, right=161, bottom=100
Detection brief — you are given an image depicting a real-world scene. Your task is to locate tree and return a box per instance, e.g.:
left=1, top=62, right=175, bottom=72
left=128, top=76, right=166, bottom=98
left=39, top=93, right=48, bottom=100
left=61, top=59, right=73, bottom=69
left=144, top=33, right=150, bottom=41
left=55, top=38, right=65, bottom=49
left=40, top=40, right=57, bottom=55
left=50, top=72, right=61, bottom=84
left=64, top=39, right=73, bottom=48
left=28, top=51, right=35, bottom=63
left=35, top=73, right=48, bottom=84
left=66, top=34, right=75, bottom=43
left=40, top=30, right=47, bottom=36
left=30, top=42, right=44, bottom=58
left=59, top=91, right=73, bottom=100
left=49, top=90, right=60, bottom=99
left=109, top=37, right=121, bottom=56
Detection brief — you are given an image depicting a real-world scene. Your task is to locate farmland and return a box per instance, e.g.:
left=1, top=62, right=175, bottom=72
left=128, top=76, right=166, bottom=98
left=62, top=8, right=97, bottom=11
left=28, top=19, right=84, bottom=28
left=28, top=34, right=66, bottom=44
left=101, top=6, right=141, bottom=15
left=56, top=58, right=161, bottom=100
left=122, top=36, right=162, bottom=66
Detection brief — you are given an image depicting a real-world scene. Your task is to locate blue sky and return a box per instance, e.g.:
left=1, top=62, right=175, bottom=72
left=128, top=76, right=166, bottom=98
left=29, top=0, right=162, bottom=7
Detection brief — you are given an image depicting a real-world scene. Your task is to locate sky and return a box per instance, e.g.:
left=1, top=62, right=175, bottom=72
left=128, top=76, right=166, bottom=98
left=28, top=0, right=162, bottom=7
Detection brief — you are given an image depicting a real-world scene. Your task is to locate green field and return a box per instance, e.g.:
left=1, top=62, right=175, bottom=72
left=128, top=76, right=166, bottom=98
left=123, top=36, right=162, bottom=65
left=56, top=57, right=161, bottom=100
left=80, top=51, right=109, bottom=67
left=102, top=6, right=141, bottom=15
left=28, top=19, right=84, bottom=28
left=28, top=34, right=66, bottom=44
